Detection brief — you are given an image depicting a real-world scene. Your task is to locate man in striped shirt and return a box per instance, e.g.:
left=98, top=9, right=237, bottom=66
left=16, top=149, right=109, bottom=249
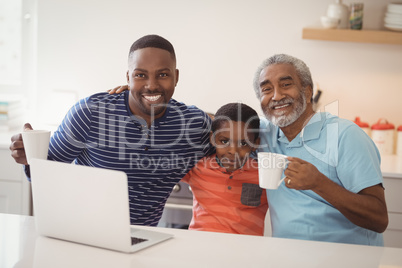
left=10, top=35, right=212, bottom=226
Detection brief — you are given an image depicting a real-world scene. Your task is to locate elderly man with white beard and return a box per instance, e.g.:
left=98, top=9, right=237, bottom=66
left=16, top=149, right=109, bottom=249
left=254, top=54, right=388, bottom=246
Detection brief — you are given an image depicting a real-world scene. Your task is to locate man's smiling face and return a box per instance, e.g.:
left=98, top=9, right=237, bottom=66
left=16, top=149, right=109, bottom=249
left=126, top=47, right=179, bottom=124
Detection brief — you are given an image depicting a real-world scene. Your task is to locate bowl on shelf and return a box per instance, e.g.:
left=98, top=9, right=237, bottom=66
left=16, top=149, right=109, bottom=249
left=320, top=16, right=340, bottom=29
left=386, top=12, right=402, bottom=19
left=388, top=3, right=402, bottom=15
left=384, top=23, right=402, bottom=32
left=384, top=17, right=402, bottom=25
left=384, top=3, right=402, bottom=32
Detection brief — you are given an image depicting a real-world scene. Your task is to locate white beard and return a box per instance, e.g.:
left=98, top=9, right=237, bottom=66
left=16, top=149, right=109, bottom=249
left=263, top=91, right=307, bottom=128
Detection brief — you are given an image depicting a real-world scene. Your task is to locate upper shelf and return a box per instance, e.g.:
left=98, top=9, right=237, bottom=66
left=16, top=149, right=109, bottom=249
left=302, top=27, right=402, bottom=45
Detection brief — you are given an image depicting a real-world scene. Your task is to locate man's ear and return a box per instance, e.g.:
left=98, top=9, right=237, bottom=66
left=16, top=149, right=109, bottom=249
left=175, top=69, right=179, bottom=87
left=306, top=85, right=313, bottom=104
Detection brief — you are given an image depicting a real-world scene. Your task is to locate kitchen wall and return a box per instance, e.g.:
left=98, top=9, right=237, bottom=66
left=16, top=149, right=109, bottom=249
left=31, top=0, right=402, bottom=128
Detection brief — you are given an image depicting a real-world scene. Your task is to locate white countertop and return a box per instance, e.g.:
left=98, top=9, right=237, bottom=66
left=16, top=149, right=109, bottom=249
left=2, top=213, right=402, bottom=268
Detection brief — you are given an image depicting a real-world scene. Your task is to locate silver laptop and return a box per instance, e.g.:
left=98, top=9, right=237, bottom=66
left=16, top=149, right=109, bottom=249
left=30, top=158, right=173, bottom=253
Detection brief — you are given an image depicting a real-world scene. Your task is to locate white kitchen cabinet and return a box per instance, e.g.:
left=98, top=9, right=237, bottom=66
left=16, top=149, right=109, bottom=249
left=383, top=176, right=402, bottom=248
left=381, top=155, right=402, bottom=248
left=0, top=146, right=31, bottom=215
left=0, top=181, right=21, bottom=212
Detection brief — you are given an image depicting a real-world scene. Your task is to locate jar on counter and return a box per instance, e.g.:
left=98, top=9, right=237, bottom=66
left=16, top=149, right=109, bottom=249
left=397, top=125, right=402, bottom=156
left=371, top=119, right=395, bottom=155
left=354, top=117, right=370, bottom=137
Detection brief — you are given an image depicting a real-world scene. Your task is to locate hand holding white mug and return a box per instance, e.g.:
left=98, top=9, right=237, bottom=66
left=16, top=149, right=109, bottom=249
left=284, top=156, right=326, bottom=191
left=10, top=123, right=50, bottom=165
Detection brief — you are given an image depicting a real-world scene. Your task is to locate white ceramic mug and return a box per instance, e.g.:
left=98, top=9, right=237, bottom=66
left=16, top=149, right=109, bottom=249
left=257, top=152, right=289, bottom=190
left=21, top=130, right=51, bottom=165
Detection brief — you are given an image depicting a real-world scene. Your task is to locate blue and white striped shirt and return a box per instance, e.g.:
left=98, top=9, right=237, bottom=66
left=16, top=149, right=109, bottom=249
left=48, top=91, right=212, bottom=226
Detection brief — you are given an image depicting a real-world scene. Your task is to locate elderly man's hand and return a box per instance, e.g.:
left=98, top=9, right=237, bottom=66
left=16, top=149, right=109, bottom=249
left=284, top=156, right=326, bottom=190
left=108, top=85, right=129, bottom=94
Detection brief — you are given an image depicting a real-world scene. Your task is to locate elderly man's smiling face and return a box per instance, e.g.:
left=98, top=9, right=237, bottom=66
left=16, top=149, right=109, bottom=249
left=258, top=63, right=308, bottom=128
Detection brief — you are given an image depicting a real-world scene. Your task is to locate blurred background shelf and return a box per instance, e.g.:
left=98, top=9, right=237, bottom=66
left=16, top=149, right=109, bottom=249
left=302, top=27, right=402, bottom=45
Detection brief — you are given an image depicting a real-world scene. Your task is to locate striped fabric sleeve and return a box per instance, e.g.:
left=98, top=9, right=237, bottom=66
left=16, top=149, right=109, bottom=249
left=48, top=97, right=93, bottom=163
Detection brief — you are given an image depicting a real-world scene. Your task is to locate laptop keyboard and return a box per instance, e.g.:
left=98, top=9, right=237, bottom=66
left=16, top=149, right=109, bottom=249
left=131, top=237, right=148, bottom=245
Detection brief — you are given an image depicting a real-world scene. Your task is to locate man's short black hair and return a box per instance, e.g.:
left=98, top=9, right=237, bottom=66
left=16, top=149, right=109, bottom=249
left=211, top=103, right=260, bottom=140
left=128, top=34, right=176, bottom=61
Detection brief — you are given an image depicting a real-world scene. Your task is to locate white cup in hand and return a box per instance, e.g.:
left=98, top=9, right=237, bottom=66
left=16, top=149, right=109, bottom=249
left=21, top=130, right=51, bottom=165
left=257, top=152, right=289, bottom=190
